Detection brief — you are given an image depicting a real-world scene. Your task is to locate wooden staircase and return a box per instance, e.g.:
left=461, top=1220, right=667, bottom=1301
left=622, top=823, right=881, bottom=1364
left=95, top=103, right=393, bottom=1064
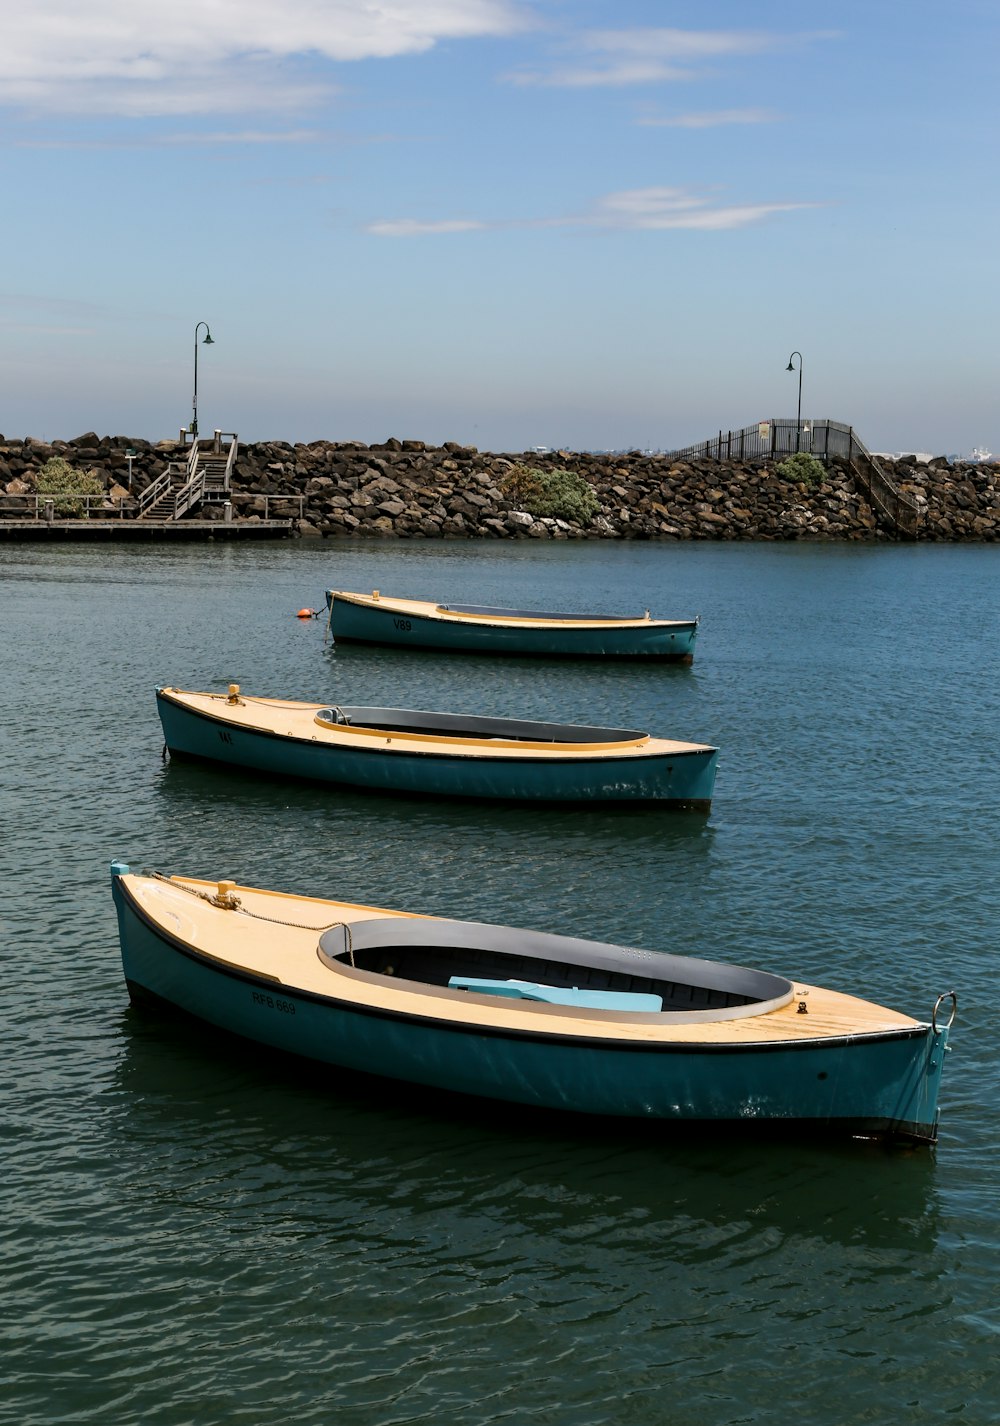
left=139, top=466, right=186, bottom=523
left=138, top=432, right=239, bottom=523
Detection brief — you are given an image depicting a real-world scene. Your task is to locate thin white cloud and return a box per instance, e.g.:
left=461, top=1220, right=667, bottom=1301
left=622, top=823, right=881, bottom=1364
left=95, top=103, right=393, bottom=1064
left=0, top=291, right=107, bottom=317
left=8, top=73, right=334, bottom=119
left=0, top=0, right=529, bottom=116
left=510, top=60, right=693, bottom=88
left=0, top=322, right=96, bottom=336
left=18, top=129, right=331, bottom=148
left=506, top=26, right=835, bottom=88
left=368, top=218, right=487, bottom=236
left=582, top=28, right=784, bottom=59
left=591, top=187, right=813, bottom=230
left=157, top=129, right=326, bottom=146
left=368, top=185, right=817, bottom=235
left=580, top=186, right=815, bottom=230
left=639, top=108, right=780, bottom=128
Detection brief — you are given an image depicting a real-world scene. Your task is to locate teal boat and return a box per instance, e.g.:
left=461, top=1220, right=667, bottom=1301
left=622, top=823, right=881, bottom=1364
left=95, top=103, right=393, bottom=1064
left=156, top=685, right=719, bottom=806
left=324, top=589, right=699, bottom=660
left=111, top=864, right=956, bottom=1145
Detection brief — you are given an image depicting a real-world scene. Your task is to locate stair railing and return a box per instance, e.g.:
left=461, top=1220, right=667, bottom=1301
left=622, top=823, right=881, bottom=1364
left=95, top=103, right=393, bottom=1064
left=849, top=447, right=919, bottom=537
left=663, top=418, right=920, bottom=538
left=221, top=433, right=238, bottom=490
left=173, top=467, right=208, bottom=520
left=160, top=432, right=240, bottom=519
left=138, top=471, right=173, bottom=516
left=137, top=432, right=240, bottom=521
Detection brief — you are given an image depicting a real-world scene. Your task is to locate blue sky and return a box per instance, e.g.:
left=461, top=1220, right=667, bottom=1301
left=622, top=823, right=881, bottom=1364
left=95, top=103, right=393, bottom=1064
left=2, top=0, right=997, bottom=454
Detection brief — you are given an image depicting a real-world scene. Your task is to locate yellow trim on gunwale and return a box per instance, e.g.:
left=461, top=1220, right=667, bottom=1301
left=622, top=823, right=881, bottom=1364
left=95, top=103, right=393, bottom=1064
left=161, top=688, right=712, bottom=761
left=330, top=589, right=693, bottom=631
left=124, top=872, right=923, bottom=1048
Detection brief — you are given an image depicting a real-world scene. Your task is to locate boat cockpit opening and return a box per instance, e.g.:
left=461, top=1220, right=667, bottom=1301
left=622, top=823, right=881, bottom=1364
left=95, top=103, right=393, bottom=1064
left=436, top=603, right=647, bottom=623
left=314, top=706, right=645, bottom=746
left=317, top=918, right=794, bottom=1019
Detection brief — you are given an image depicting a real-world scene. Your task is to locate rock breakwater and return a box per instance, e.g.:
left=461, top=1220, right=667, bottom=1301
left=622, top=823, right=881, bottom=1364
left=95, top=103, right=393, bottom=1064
left=2, top=433, right=998, bottom=541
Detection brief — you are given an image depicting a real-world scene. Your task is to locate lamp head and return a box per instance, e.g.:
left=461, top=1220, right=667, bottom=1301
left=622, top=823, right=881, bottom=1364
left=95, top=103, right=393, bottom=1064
left=786, top=359, right=795, bottom=371
left=203, top=331, right=215, bottom=345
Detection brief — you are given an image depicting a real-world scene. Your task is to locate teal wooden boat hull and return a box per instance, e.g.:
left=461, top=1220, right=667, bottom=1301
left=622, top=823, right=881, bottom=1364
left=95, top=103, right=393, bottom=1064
left=156, top=688, right=719, bottom=806
left=325, top=590, right=699, bottom=660
left=111, top=867, right=953, bottom=1144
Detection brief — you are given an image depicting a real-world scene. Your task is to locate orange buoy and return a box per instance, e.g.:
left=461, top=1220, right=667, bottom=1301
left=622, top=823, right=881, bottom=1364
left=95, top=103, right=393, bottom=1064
left=296, top=607, right=316, bottom=619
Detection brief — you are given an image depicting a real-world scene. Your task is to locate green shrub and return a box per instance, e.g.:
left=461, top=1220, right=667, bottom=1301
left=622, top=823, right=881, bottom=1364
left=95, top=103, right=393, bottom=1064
left=36, top=457, right=104, bottom=517
left=776, top=451, right=825, bottom=488
left=499, top=464, right=600, bottom=525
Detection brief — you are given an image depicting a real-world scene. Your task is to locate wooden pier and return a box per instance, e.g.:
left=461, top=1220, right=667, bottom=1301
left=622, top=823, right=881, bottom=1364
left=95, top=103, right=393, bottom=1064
left=0, top=518, right=297, bottom=542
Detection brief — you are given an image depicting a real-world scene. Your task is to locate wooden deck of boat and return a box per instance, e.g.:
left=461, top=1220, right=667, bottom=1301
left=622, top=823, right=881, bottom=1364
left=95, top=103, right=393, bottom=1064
left=330, top=590, right=685, bottom=630
left=127, top=874, right=923, bottom=1046
left=163, top=687, right=713, bottom=759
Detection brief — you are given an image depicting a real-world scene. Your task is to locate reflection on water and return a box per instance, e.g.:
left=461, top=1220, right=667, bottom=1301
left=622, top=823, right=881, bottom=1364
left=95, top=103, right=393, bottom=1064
left=320, top=636, right=700, bottom=712
left=112, top=1007, right=943, bottom=1258
left=151, top=755, right=717, bottom=938
left=155, top=753, right=715, bottom=854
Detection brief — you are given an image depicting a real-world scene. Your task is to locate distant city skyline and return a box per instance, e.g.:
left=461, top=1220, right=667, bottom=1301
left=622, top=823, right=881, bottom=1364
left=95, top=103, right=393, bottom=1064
left=1, top=0, right=997, bottom=457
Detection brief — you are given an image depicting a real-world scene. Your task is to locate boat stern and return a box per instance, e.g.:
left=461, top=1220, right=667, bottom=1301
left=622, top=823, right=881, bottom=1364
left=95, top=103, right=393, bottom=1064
left=888, top=992, right=956, bottom=1144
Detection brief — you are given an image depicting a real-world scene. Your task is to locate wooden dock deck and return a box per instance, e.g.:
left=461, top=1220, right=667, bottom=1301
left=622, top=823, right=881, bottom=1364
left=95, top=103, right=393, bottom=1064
left=0, top=518, right=297, bottom=542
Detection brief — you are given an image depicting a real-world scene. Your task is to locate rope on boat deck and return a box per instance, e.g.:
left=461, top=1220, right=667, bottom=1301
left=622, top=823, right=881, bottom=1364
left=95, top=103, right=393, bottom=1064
left=149, top=871, right=356, bottom=962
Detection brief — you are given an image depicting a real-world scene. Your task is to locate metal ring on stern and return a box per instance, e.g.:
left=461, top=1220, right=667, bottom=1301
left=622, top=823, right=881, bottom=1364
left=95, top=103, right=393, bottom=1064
left=932, top=990, right=957, bottom=1033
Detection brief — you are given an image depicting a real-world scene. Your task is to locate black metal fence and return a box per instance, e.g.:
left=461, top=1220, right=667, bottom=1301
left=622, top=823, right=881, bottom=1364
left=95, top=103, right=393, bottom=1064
left=663, top=419, right=920, bottom=538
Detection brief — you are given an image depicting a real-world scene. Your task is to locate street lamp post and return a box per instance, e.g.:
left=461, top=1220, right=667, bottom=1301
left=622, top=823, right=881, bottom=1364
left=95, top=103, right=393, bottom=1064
left=191, top=321, right=215, bottom=437
left=786, top=351, right=803, bottom=452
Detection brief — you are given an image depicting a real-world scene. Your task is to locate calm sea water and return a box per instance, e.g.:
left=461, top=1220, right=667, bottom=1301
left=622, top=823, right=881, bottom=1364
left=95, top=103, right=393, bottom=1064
left=2, top=537, right=999, bottom=1425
